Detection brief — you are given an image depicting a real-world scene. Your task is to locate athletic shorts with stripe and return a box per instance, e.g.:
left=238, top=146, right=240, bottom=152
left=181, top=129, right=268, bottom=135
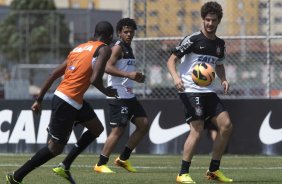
left=179, top=92, right=226, bottom=126
left=108, top=97, right=147, bottom=127
left=47, top=95, right=97, bottom=145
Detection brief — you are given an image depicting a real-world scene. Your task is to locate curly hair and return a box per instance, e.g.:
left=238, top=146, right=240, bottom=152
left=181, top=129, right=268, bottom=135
left=201, top=1, right=223, bottom=21
left=116, top=18, right=137, bottom=36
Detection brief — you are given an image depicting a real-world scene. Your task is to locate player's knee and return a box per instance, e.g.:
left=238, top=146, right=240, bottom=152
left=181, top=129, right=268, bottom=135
left=112, top=127, right=125, bottom=137
left=137, top=118, right=150, bottom=133
left=48, top=140, right=64, bottom=156
left=191, top=128, right=203, bottom=139
left=226, top=122, right=233, bottom=133
left=142, top=118, right=150, bottom=131
left=220, top=120, right=233, bottom=135
left=193, top=122, right=205, bottom=133
left=84, top=118, right=104, bottom=137
left=96, top=122, right=104, bottom=136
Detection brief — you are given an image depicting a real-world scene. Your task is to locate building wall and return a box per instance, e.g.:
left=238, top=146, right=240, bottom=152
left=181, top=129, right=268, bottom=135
left=53, top=0, right=69, bottom=8
left=133, top=0, right=262, bottom=37
left=133, top=0, right=202, bottom=37
left=0, top=1, right=280, bottom=39
left=223, top=0, right=259, bottom=36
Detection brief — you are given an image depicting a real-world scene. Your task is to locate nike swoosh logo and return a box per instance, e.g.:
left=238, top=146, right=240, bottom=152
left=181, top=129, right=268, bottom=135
left=259, top=111, right=282, bottom=145
left=149, top=111, right=189, bottom=144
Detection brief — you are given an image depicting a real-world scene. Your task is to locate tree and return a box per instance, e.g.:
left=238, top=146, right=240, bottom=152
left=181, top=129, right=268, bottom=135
left=0, top=0, right=71, bottom=84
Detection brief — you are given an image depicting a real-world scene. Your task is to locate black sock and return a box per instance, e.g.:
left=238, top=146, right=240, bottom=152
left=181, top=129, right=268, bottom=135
left=120, top=146, right=132, bottom=161
left=14, top=146, right=55, bottom=182
left=62, top=130, right=96, bottom=170
left=209, top=159, right=221, bottom=172
left=97, top=154, right=109, bottom=166
left=179, top=160, right=191, bottom=175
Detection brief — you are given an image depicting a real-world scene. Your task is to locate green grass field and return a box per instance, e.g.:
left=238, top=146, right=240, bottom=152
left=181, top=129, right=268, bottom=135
left=1, top=154, right=282, bottom=184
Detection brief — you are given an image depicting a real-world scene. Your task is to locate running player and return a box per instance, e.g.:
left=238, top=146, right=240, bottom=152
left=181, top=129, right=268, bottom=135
left=167, top=2, right=233, bottom=183
left=6, top=21, right=117, bottom=184
left=94, top=18, right=149, bottom=173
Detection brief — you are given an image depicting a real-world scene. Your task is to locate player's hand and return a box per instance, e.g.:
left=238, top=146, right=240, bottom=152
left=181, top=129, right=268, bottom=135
left=174, top=77, right=185, bottom=92
left=128, top=72, right=145, bottom=83
left=31, top=101, right=41, bottom=115
left=221, top=80, right=229, bottom=94
left=136, top=72, right=145, bottom=83
left=105, top=86, right=118, bottom=98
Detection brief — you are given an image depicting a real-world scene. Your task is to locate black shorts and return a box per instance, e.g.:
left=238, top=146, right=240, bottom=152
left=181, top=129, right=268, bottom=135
left=179, top=92, right=226, bottom=125
left=48, top=95, right=97, bottom=145
left=108, top=97, right=147, bottom=127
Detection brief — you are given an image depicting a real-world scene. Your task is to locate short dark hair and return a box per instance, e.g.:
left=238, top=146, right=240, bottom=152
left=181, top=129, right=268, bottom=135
left=201, top=1, right=223, bottom=21
left=94, top=21, right=113, bottom=38
left=116, top=18, right=137, bottom=36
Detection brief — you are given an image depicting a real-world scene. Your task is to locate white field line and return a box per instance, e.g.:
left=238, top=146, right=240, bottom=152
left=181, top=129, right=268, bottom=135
left=0, top=164, right=282, bottom=170
left=1, top=154, right=282, bottom=159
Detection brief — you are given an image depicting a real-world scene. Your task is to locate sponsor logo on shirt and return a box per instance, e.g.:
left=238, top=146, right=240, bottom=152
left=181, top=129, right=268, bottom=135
left=127, top=60, right=135, bottom=65
left=198, top=55, right=216, bottom=64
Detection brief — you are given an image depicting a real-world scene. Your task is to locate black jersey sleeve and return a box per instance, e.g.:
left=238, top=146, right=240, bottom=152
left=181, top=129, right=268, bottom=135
left=216, top=39, right=226, bottom=65
left=171, top=36, right=194, bottom=59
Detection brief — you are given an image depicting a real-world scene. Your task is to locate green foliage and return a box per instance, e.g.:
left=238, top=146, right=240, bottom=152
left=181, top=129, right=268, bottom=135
left=0, top=0, right=70, bottom=64
left=10, top=0, right=56, bottom=10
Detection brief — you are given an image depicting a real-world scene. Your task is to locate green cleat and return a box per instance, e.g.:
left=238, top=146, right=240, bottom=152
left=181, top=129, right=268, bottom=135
left=206, top=170, right=233, bottom=182
left=176, top=173, right=196, bottom=183
left=52, top=164, right=76, bottom=184
left=114, top=157, right=137, bottom=172
left=6, top=173, right=22, bottom=184
left=94, top=164, right=115, bottom=173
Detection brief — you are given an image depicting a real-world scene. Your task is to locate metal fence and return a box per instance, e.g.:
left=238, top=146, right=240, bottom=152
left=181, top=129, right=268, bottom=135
left=0, top=8, right=121, bottom=99
left=130, top=0, right=282, bottom=99
left=1, top=0, right=282, bottom=99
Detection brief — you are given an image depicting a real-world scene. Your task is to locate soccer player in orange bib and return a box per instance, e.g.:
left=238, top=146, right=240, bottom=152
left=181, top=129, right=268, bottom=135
left=6, top=21, right=117, bottom=184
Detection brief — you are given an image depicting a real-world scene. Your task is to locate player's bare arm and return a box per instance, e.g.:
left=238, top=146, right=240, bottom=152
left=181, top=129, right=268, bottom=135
left=31, top=61, right=67, bottom=114
left=106, top=45, right=145, bottom=83
left=167, top=54, right=185, bottom=92
left=91, top=45, right=117, bottom=97
left=215, top=64, right=229, bottom=94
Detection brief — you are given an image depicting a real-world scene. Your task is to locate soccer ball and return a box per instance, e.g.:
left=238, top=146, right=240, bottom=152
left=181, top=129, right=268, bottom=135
left=192, top=62, right=215, bottom=86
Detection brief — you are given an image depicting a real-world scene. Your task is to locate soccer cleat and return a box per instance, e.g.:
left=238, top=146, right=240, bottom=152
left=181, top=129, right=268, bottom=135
left=52, top=165, right=76, bottom=184
left=176, top=173, right=196, bottom=183
left=6, top=173, right=22, bottom=184
left=114, top=157, right=137, bottom=172
left=206, top=170, right=233, bottom=182
left=94, top=164, right=115, bottom=173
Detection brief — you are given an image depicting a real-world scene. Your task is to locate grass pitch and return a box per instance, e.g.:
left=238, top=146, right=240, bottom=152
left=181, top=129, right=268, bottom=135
left=1, top=154, right=282, bottom=184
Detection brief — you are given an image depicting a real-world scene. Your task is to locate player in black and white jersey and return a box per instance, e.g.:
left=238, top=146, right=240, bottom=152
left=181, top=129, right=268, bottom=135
left=167, top=2, right=233, bottom=183
left=94, top=18, right=149, bottom=173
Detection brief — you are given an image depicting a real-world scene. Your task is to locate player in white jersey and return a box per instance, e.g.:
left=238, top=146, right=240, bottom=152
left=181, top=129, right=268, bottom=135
left=94, top=18, right=149, bottom=173
left=167, top=2, right=233, bottom=183
left=107, top=39, right=136, bottom=99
